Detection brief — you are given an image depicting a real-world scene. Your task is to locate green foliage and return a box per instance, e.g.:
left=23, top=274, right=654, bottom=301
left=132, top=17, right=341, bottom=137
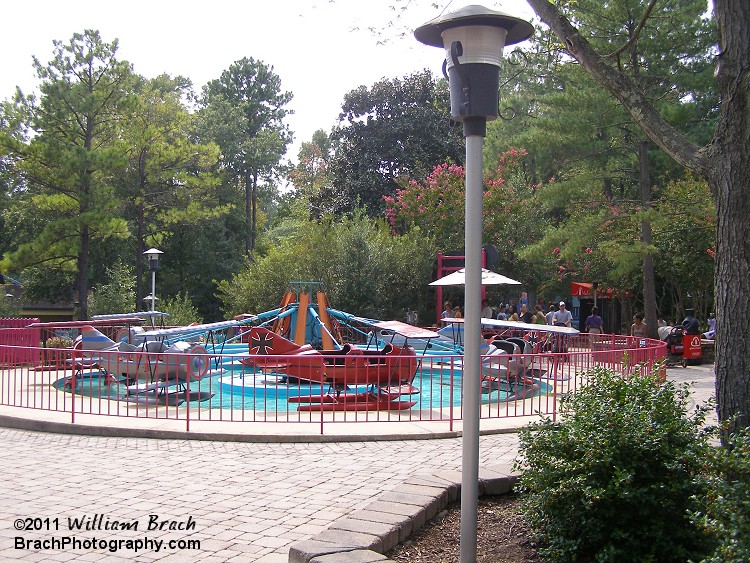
left=160, top=292, right=203, bottom=326
left=288, top=131, right=335, bottom=220
left=0, top=295, right=21, bottom=317
left=385, top=148, right=544, bottom=285
left=328, top=70, right=464, bottom=215
left=216, top=213, right=437, bottom=321
left=199, top=57, right=292, bottom=252
left=516, top=367, right=715, bottom=562
left=652, top=175, right=715, bottom=319
left=45, top=335, right=73, bottom=349
left=16, top=266, right=75, bottom=304
left=483, top=0, right=717, bottom=311
left=5, top=30, right=135, bottom=320
left=692, top=427, right=750, bottom=563
left=88, top=261, right=136, bottom=316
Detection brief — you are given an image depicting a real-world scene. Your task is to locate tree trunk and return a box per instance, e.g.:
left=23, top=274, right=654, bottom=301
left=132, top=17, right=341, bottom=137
left=708, top=0, right=750, bottom=439
left=135, top=211, right=145, bottom=311
left=251, top=170, right=258, bottom=252
left=77, top=225, right=89, bottom=320
left=245, top=167, right=254, bottom=254
left=639, top=141, right=658, bottom=340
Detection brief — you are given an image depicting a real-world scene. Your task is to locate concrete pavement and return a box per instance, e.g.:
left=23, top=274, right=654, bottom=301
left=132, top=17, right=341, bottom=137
left=0, top=363, right=716, bottom=562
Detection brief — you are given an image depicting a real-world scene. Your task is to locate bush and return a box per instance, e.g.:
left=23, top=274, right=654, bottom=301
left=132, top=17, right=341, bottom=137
left=515, top=367, right=715, bottom=562
left=692, top=426, right=750, bottom=563
left=45, top=336, right=73, bottom=349
left=87, top=261, right=136, bottom=316
left=160, top=292, right=203, bottom=326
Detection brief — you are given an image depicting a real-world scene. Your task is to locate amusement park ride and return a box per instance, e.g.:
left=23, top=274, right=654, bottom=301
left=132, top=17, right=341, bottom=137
left=63, top=282, right=577, bottom=410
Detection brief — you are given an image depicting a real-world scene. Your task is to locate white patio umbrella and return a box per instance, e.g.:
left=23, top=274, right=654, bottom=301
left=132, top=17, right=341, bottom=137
left=429, top=268, right=521, bottom=286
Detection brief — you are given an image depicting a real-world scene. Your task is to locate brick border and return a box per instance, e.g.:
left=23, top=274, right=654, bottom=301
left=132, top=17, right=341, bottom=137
left=288, top=464, right=520, bottom=562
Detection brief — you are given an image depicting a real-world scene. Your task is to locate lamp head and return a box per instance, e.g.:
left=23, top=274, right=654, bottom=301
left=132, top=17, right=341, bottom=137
left=415, top=5, right=533, bottom=125
left=144, top=248, right=163, bottom=271
left=143, top=248, right=163, bottom=262
left=414, top=4, right=533, bottom=57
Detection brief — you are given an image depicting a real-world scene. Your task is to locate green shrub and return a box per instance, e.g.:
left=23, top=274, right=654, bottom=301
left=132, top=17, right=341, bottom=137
left=692, top=426, right=750, bottom=563
left=87, top=261, right=136, bottom=316
left=45, top=336, right=73, bottom=349
left=160, top=292, right=203, bottom=327
left=515, top=367, right=715, bottom=562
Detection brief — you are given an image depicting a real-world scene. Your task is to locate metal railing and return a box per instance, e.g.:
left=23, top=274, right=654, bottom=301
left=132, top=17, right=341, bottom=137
left=0, top=328, right=666, bottom=435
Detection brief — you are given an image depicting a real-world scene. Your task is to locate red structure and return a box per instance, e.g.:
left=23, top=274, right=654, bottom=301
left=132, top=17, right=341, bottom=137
left=0, top=318, right=41, bottom=366
left=682, top=334, right=703, bottom=362
left=570, top=282, right=616, bottom=299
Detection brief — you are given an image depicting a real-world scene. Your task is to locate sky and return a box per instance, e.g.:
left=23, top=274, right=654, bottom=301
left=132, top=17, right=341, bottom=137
left=1, top=0, right=534, bottom=162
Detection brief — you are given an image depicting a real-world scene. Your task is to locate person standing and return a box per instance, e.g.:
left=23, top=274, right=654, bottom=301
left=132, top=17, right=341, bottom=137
left=507, top=305, right=519, bottom=322
left=552, top=301, right=572, bottom=327
left=545, top=304, right=556, bottom=325
left=441, top=301, right=454, bottom=319
left=630, top=313, right=647, bottom=337
left=519, top=303, right=533, bottom=323
left=682, top=308, right=700, bottom=335
left=532, top=304, right=547, bottom=324
left=480, top=299, right=494, bottom=319
left=585, top=306, right=604, bottom=334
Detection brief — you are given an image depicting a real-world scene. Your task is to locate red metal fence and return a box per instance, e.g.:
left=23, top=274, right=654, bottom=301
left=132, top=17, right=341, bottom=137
left=0, top=328, right=666, bottom=435
left=0, top=318, right=40, bottom=366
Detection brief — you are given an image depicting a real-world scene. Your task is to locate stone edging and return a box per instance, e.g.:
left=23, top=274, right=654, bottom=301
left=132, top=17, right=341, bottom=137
left=288, top=464, right=519, bottom=563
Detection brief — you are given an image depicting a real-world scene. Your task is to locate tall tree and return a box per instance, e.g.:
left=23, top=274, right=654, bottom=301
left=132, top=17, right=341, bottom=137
left=288, top=130, right=335, bottom=220
left=486, top=0, right=715, bottom=337
left=119, top=73, right=224, bottom=306
left=560, top=0, right=715, bottom=338
left=1, top=30, right=134, bottom=319
left=328, top=70, right=465, bottom=216
left=199, top=58, right=292, bottom=254
left=525, top=0, right=748, bottom=436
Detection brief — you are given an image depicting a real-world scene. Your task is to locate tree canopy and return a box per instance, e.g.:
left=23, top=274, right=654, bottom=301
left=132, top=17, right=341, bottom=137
left=327, top=70, right=465, bottom=215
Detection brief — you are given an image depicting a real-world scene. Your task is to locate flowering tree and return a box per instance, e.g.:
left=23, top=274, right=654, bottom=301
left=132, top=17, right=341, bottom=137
left=384, top=148, right=543, bottom=276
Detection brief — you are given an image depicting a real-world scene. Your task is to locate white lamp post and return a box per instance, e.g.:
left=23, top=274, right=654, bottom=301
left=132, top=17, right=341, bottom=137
left=415, top=6, right=532, bottom=562
left=143, top=248, right=163, bottom=312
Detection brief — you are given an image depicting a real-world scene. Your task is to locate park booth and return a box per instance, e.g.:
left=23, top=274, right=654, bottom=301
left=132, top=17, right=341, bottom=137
left=571, top=282, right=624, bottom=334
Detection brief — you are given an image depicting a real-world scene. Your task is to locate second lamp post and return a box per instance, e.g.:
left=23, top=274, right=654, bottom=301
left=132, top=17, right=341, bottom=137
left=143, top=248, right=163, bottom=312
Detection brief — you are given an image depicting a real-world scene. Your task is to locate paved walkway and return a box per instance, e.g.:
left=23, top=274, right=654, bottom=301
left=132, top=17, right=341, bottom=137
left=0, top=364, right=716, bottom=562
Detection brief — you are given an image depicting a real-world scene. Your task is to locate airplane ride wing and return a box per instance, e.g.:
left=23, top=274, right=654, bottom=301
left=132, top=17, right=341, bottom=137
left=141, top=317, right=258, bottom=339
left=440, top=317, right=579, bottom=334
left=372, top=320, right=441, bottom=339
left=479, top=317, right=580, bottom=335
left=91, top=311, right=170, bottom=321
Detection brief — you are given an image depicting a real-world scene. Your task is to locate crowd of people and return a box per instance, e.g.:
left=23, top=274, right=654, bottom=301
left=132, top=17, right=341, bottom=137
left=441, top=298, right=715, bottom=338
left=441, top=299, right=574, bottom=327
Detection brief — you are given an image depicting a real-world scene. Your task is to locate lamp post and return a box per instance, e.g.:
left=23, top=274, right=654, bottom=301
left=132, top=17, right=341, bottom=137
left=415, top=7, right=532, bottom=562
left=143, top=248, right=163, bottom=312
